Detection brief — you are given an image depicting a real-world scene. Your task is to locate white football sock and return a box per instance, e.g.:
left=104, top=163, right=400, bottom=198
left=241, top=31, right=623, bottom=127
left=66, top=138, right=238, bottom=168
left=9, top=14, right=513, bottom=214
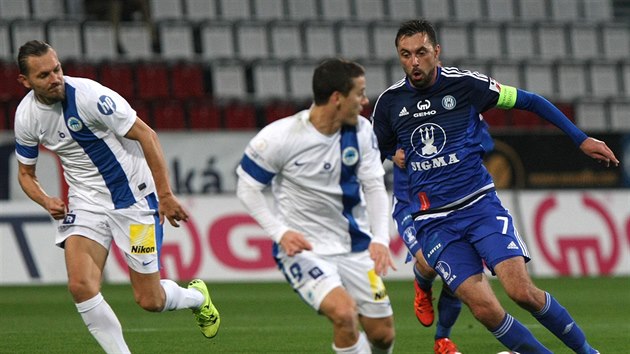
left=160, top=279, right=205, bottom=312
left=332, top=331, right=371, bottom=354
left=76, top=293, right=130, bottom=354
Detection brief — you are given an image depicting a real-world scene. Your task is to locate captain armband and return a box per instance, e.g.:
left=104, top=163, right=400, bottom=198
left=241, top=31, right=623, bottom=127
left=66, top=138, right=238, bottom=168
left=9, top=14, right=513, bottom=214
left=496, top=85, right=517, bottom=109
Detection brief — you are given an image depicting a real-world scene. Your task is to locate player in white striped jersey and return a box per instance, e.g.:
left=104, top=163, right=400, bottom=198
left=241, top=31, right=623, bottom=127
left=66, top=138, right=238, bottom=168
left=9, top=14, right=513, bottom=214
left=13, top=41, right=219, bottom=353
left=237, top=59, right=395, bottom=354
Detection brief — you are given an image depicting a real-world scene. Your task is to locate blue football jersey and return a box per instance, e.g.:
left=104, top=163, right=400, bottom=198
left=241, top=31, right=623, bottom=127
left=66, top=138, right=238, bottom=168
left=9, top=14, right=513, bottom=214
left=373, top=66, right=501, bottom=215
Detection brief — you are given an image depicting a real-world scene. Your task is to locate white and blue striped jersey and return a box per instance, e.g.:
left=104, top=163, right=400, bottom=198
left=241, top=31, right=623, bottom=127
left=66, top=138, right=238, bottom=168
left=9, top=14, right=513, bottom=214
left=236, top=109, right=385, bottom=255
left=372, top=67, right=501, bottom=216
left=14, top=76, right=155, bottom=210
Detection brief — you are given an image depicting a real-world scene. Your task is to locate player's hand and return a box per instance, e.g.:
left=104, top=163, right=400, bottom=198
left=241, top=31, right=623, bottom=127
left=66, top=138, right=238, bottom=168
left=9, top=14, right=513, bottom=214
left=159, top=194, right=189, bottom=227
left=369, top=242, right=397, bottom=276
left=45, top=197, right=66, bottom=220
left=279, top=230, right=313, bottom=256
left=580, top=137, right=619, bottom=167
left=392, top=148, right=406, bottom=169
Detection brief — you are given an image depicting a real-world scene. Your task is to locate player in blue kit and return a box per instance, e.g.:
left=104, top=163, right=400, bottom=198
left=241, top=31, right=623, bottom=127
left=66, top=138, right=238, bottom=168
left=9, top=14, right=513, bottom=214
left=237, top=58, right=395, bottom=354
left=371, top=20, right=618, bottom=353
left=13, top=41, right=220, bottom=353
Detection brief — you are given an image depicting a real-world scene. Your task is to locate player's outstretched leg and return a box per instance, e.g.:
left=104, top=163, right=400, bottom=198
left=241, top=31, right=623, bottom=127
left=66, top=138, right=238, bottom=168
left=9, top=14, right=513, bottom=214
left=413, top=261, right=435, bottom=326
left=188, top=279, right=221, bottom=338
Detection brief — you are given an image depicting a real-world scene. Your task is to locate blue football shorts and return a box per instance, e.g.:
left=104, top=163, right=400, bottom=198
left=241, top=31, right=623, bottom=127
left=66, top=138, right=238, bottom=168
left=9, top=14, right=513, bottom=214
left=392, top=195, right=422, bottom=262
left=415, top=192, right=531, bottom=291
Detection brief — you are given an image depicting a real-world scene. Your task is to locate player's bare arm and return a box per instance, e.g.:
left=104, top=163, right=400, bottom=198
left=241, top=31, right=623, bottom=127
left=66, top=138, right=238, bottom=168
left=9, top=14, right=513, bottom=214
left=369, top=242, right=396, bottom=276
left=279, top=230, right=313, bottom=257
left=17, top=161, right=66, bottom=219
left=580, top=137, right=620, bottom=167
left=124, top=117, right=188, bottom=227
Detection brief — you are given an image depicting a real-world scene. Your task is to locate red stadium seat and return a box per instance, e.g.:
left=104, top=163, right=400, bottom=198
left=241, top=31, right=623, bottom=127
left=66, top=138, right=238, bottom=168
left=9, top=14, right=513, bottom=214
left=0, top=62, right=27, bottom=101
left=263, top=100, right=298, bottom=124
left=62, top=61, right=98, bottom=80
left=171, top=62, right=205, bottom=99
left=135, top=62, right=170, bottom=100
left=152, top=99, right=187, bottom=130
left=0, top=101, right=8, bottom=130
left=99, top=61, right=135, bottom=100
left=223, top=101, right=257, bottom=130
left=187, top=99, right=222, bottom=130
left=130, top=99, right=151, bottom=124
left=6, top=100, right=20, bottom=130
left=482, top=108, right=509, bottom=127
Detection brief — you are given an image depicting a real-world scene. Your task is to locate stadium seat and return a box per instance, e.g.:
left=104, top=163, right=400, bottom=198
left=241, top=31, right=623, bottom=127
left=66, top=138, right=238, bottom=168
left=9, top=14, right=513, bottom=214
left=99, top=61, right=135, bottom=100
left=269, top=21, right=302, bottom=60
left=151, top=99, right=187, bottom=130
left=371, top=21, right=400, bottom=60
left=252, top=59, right=287, bottom=100
left=387, top=59, right=405, bottom=85
left=200, top=21, right=236, bottom=60
left=574, top=98, right=608, bottom=131
left=150, top=0, right=183, bottom=20
left=11, top=20, right=46, bottom=56
left=219, top=0, right=251, bottom=20
left=568, top=24, right=599, bottom=60
left=386, top=0, right=418, bottom=21
left=83, top=21, right=117, bottom=60
left=235, top=21, right=269, bottom=60
left=418, top=0, right=450, bottom=22
left=538, top=22, right=569, bottom=60
left=184, top=0, right=219, bottom=21
left=0, top=100, right=8, bottom=130
left=159, top=20, right=195, bottom=60
left=286, top=0, right=318, bottom=20
left=438, top=22, right=470, bottom=61
left=210, top=60, right=248, bottom=99
left=0, top=61, right=26, bottom=101
left=6, top=99, right=18, bottom=129
left=170, top=62, right=205, bottom=99
left=360, top=59, right=390, bottom=100
left=452, top=0, right=483, bottom=21
left=622, top=60, right=630, bottom=96
left=187, top=99, right=222, bottom=130
left=286, top=59, right=318, bottom=100
left=0, top=0, right=30, bottom=20
left=556, top=61, right=587, bottom=101
left=31, top=0, right=64, bottom=20
left=489, top=60, right=522, bottom=88
left=337, top=21, right=371, bottom=60
left=609, top=98, right=630, bottom=131
left=47, top=20, right=82, bottom=61
left=601, top=23, right=630, bottom=60
left=487, top=0, right=515, bottom=21
left=0, top=21, right=9, bottom=60
left=472, top=22, right=503, bottom=60
left=63, top=61, right=98, bottom=80
left=119, top=22, right=153, bottom=59
left=252, top=0, right=283, bottom=20
left=589, top=60, right=620, bottom=98
left=523, top=61, right=555, bottom=98
left=262, top=100, right=298, bottom=124
left=454, top=60, right=488, bottom=77
left=130, top=99, right=151, bottom=124
left=505, top=23, right=536, bottom=60
left=320, top=0, right=352, bottom=21
left=223, top=101, right=257, bottom=129
left=135, top=62, right=170, bottom=99
left=303, top=21, right=337, bottom=59
left=550, top=0, right=580, bottom=22
left=583, top=0, right=613, bottom=21
left=482, top=108, right=509, bottom=127
left=517, top=0, right=548, bottom=21
left=354, top=0, right=386, bottom=21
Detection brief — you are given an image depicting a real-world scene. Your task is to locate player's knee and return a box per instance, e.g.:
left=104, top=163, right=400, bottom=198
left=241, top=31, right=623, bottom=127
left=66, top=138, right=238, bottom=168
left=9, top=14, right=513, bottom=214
left=67, top=278, right=99, bottom=302
left=328, top=305, right=358, bottom=330
left=367, top=323, right=395, bottom=350
left=506, top=285, right=543, bottom=311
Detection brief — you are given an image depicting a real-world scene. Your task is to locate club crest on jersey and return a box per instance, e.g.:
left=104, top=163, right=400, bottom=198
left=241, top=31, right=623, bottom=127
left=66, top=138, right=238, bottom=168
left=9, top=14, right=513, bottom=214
left=411, top=123, right=446, bottom=158
left=341, top=147, right=359, bottom=166
left=442, top=95, right=456, bottom=110
left=66, top=117, right=83, bottom=132
left=97, top=95, right=117, bottom=115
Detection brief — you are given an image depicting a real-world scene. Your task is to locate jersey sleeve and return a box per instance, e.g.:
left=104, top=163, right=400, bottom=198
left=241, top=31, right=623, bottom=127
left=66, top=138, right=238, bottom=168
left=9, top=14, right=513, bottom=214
left=358, top=117, right=386, bottom=180
left=467, top=74, right=502, bottom=114
left=78, top=79, right=138, bottom=137
left=370, top=93, right=397, bottom=160
left=238, top=125, right=286, bottom=185
left=13, top=102, right=40, bottom=165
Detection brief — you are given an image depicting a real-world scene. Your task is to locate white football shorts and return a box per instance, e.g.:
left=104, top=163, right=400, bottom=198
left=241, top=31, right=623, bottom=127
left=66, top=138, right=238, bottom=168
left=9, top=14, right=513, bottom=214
left=55, top=194, right=162, bottom=274
left=276, top=250, right=393, bottom=318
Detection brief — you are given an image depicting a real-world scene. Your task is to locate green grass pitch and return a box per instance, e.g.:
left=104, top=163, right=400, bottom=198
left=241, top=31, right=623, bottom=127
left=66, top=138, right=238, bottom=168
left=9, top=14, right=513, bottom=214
left=1, top=277, right=628, bottom=353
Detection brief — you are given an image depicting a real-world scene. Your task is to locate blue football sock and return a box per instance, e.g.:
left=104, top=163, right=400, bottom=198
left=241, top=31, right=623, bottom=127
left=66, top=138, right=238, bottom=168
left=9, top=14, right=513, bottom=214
left=413, top=263, right=434, bottom=291
left=532, top=292, right=597, bottom=354
left=491, top=313, right=552, bottom=354
left=435, top=285, right=462, bottom=339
